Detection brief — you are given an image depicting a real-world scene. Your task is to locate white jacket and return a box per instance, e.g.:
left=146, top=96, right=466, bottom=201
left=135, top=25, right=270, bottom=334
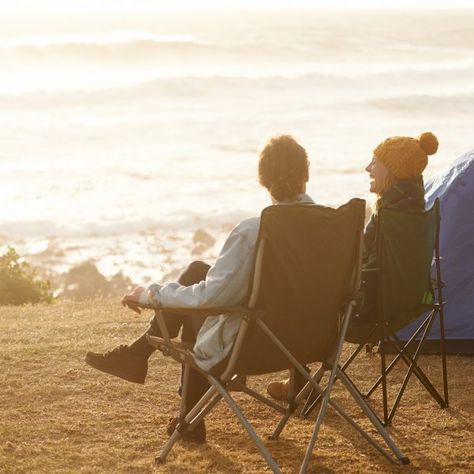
left=140, top=193, right=314, bottom=370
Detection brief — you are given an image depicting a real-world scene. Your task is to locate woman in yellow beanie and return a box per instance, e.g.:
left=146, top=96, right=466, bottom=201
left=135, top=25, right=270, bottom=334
left=348, top=130, right=439, bottom=336
left=267, top=131, right=439, bottom=402
left=363, top=131, right=438, bottom=267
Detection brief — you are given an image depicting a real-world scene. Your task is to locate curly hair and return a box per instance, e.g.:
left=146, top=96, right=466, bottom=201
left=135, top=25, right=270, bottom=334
left=258, top=135, right=309, bottom=202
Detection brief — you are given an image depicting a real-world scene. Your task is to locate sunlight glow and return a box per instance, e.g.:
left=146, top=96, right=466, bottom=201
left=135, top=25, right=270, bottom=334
left=1, top=0, right=473, bottom=14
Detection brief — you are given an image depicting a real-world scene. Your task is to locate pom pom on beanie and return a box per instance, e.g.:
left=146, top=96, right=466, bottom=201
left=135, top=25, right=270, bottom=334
left=418, top=131, right=439, bottom=156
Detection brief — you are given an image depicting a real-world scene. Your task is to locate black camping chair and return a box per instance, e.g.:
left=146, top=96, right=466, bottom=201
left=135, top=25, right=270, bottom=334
left=144, top=199, right=409, bottom=473
left=303, top=198, right=448, bottom=427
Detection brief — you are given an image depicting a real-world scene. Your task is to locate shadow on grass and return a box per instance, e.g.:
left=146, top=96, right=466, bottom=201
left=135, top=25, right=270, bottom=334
left=152, top=434, right=326, bottom=474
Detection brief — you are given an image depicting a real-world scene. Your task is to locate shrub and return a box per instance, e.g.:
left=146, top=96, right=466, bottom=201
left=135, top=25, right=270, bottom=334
left=0, top=247, right=54, bottom=305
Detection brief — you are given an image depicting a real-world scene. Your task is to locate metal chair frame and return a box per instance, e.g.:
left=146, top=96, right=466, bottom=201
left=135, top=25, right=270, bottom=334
left=143, top=201, right=410, bottom=472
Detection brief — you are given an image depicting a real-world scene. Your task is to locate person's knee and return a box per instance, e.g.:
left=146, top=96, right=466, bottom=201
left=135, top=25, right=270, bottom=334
left=178, top=261, right=210, bottom=286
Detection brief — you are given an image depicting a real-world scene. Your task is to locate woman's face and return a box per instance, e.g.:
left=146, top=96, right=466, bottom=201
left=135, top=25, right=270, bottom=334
left=366, top=156, right=390, bottom=195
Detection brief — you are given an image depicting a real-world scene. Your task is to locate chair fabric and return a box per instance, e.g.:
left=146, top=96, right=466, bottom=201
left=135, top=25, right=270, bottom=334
left=346, top=202, right=439, bottom=343
left=236, top=200, right=364, bottom=375
left=378, top=206, right=437, bottom=329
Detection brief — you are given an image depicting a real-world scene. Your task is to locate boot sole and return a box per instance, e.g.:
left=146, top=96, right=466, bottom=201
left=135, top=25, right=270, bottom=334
left=85, top=354, right=146, bottom=384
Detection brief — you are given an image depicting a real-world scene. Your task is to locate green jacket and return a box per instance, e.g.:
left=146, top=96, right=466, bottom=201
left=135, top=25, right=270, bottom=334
left=347, top=177, right=427, bottom=342
left=363, top=176, right=426, bottom=269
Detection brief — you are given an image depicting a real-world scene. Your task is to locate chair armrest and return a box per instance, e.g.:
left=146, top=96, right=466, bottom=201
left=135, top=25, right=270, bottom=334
left=146, top=335, right=198, bottom=366
left=137, top=304, right=260, bottom=318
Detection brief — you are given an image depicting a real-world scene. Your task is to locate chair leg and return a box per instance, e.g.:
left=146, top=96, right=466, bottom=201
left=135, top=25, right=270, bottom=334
left=438, top=304, right=449, bottom=406
left=271, top=365, right=326, bottom=441
left=337, top=369, right=409, bottom=465
left=364, top=314, right=446, bottom=426
left=155, top=430, right=181, bottom=464
left=155, top=363, right=193, bottom=464
left=386, top=317, right=441, bottom=425
left=300, top=301, right=358, bottom=472
left=299, top=367, right=407, bottom=472
left=380, top=338, right=389, bottom=426
left=388, top=328, right=446, bottom=408
left=302, top=335, right=375, bottom=418
left=208, top=375, right=281, bottom=473
left=300, top=358, right=343, bottom=473
left=155, top=366, right=220, bottom=464
left=155, top=393, right=222, bottom=464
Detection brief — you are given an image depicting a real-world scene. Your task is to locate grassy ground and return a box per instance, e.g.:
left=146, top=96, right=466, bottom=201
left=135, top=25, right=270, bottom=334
left=1, top=299, right=473, bottom=473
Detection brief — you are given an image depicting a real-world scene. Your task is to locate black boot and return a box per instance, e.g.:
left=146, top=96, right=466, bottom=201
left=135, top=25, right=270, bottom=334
left=128, top=332, right=156, bottom=359
left=85, top=345, right=148, bottom=384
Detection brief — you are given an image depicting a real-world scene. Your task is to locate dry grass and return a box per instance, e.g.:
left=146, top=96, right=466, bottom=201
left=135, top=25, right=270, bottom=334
left=1, top=299, right=473, bottom=473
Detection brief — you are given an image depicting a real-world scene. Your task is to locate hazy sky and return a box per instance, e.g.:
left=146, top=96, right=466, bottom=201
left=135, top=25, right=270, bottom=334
left=1, top=0, right=474, bottom=13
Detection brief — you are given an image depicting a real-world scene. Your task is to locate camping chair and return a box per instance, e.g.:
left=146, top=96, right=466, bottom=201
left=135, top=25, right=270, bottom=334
left=303, top=198, right=448, bottom=427
left=144, top=199, right=409, bottom=473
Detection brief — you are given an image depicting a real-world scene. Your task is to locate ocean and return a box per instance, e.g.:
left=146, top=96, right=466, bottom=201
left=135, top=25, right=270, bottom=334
left=1, top=9, right=473, bottom=287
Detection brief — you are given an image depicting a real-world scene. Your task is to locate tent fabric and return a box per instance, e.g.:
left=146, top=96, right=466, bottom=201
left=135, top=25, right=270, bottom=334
left=397, top=150, right=474, bottom=354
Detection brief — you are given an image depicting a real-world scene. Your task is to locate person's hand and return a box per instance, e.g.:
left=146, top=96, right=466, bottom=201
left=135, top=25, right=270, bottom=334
left=121, top=286, right=145, bottom=314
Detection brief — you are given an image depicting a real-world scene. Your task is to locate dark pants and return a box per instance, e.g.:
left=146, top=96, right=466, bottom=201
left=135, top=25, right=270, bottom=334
left=145, top=260, right=211, bottom=413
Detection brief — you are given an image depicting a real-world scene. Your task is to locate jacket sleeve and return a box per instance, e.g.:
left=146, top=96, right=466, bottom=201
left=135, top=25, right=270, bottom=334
left=141, top=222, right=256, bottom=309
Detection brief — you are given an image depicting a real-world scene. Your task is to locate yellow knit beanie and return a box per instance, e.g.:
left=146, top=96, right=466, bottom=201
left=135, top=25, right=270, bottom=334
left=373, top=132, right=439, bottom=179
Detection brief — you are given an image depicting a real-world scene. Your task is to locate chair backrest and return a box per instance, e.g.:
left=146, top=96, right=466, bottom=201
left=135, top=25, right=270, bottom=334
left=376, top=199, right=440, bottom=331
left=235, top=198, right=365, bottom=375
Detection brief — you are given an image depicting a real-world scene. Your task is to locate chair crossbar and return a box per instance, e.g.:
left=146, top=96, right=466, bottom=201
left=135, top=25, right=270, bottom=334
left=361, top=310, right=446, bottom=425
left=385, top=324, right=445, bottom=407
left=364, top=311, right=438, bottom=398
left=384, top=317, right=444, bottom=425
left=236, top=384, right=287, bottom=414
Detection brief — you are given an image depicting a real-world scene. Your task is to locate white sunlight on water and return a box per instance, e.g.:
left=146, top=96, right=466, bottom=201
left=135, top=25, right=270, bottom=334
left=0, top=7, right=473, bottom=284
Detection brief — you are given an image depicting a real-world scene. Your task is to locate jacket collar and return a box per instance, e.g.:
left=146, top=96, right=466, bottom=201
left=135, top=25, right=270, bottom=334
left=275, top=193, right=314, bottom=206
left=379, top=176, right=425, bottom=212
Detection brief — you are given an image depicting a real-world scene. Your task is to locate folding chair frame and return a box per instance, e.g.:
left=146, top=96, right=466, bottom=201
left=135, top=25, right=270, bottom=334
left=303, top=199, right=448, bottom=427
left=144, top=219, right=410, bottom=473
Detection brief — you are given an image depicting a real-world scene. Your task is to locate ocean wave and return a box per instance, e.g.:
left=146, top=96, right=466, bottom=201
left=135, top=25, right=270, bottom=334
left=368, top=92, right=474, bottom=112
left=0, top=31, right=201, bottom=53
left=3, top=29, right=474, bottom=73
left=2, top=61, right=474, bottom=105
left=0, top=31, right=225, bottom=71
left=0, top=209, right=249, bottom=240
